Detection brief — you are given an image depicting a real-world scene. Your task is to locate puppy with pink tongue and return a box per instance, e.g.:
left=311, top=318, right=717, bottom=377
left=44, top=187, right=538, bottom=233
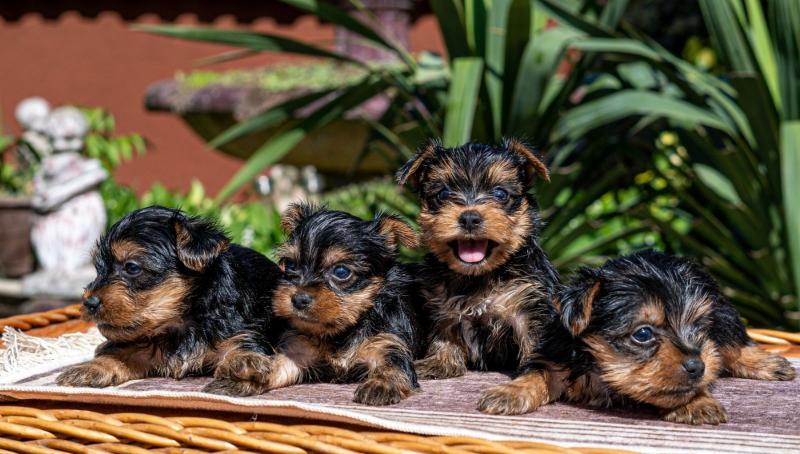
left=458, top=239, right=490, bottom=263
left=397, top=139, right=561, bottom=415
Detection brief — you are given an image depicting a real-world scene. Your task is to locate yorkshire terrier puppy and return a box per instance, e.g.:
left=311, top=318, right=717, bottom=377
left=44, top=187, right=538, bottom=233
left=56, top=206, right=282, bottom=392
left=219, top=204, right=422, bottom=405
left=397, top=139, right=561, bottom=415
left=526, top=250, right=796, bottom=425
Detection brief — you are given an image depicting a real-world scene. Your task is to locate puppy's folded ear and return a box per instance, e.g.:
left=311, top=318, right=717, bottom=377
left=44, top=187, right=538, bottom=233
left=396, top=139, right=440, bottom=188
left=503, top=138, right=550, bottom=184
left=375, top=214, right=419, bottom=251
left=174, top=215, right=230, bottom=272
left=281, top=202, right=317, bottom=233
left=557, top=268, right=602, bottom=336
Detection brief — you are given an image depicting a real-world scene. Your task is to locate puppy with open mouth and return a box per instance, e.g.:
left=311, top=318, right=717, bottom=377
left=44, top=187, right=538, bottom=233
left=397, top=139, right=561, bottom=415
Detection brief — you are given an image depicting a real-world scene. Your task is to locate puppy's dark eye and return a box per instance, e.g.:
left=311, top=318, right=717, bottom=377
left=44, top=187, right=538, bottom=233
left=332, top=265, right=352, bottom=280
left=123, top=261, right=142, bottom=276
left=282, top=259, right=296, bottom=272
left=492, top=187, right=509, bottom=202
left=437, top=188, right=451, bottom=202
left=632, top=326, right=656, bottom=344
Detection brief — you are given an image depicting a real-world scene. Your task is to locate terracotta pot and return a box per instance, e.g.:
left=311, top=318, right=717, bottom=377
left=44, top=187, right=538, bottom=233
left=0, top=197, right=36, bottom=278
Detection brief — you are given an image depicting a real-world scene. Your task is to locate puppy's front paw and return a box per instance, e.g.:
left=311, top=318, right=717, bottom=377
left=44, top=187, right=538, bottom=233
left=203, top=378, right=267, bottom=397
left=726, top=346, right=796, bottom=381
left=414, top=357, right=466, bottom=380
left=477, top=383, right=545, bottom=415
left=56, top=362, right=127, bottom=388
left=762, top=355, right=796, bottom=381
left=353, top=378, right=413, bottom=406
left=216, top=351, right=273, bottom=383
left=663, top=397, right=728, bottom=425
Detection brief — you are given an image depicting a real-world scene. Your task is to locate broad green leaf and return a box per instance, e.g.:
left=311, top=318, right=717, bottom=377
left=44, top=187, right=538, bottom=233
left=443, top=58, right=484, bottom=146
left=485, top=0, right=513, bottom=136
left=693, top=164, right=742, bottom=205
left=769, top=0, right=800, bottom=120
left=699, top=0, right=755, bottom=72
left=137, top=25, right=361, bottom=65
left=555, top=91, right=734, bottom=141
left=431, top=0, right=471, bottom=59
left=568, top=38, right=663, bottom=61
left=215, top=77, right=389, bottom=202
left=501, top=0, right=534, bottom=129
left=781, top=121, right=800, bottom=302
left=745, top=0, right=780, bottom=110
left=508, top=26, right=582, bottom=134
left=465, top=0, right=488, bottom=56
left=599, top=0, right=629, bottom=28
left=729, top=74, right=781, bottom=196
left=617, top=62, right=659, bottom=89
left=676, top=132, right=763, bottom=212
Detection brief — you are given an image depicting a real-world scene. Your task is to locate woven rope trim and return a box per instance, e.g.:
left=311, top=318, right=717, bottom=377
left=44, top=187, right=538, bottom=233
left=0, top=405, right=636, bottom=453
left=0, top=305, right=82, bottom=331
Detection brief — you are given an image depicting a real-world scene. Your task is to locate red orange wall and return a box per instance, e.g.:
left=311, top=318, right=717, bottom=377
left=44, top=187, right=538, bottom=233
left=0, top=7, right=443, bottom=196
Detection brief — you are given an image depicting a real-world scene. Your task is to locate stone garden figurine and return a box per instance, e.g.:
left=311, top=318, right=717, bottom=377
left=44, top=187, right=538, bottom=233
left=26, top=103, right=107, bottom=282
left=14, top=97, right=52, bottom=162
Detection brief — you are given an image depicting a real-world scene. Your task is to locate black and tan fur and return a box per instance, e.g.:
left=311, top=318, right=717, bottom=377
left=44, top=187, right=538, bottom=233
left=56, top=206, right=282, bottom=390
left=397, top=139, right=561, bottom=415
left=213, top=204, right=423, bottom=405
left=524, top=250, right=796, bottom=424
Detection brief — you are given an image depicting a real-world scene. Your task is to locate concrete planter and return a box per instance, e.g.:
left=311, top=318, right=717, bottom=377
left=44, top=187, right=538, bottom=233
left=144, top=1, right=414, bottom=176
left=146, top=82, right=393, bottom=175
left=0, top=197, right=36, bottom=278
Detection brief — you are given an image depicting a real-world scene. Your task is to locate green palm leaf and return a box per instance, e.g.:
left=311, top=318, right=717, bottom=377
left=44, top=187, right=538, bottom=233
left=555, top=90, right=734, bottom=141
left=443, top=58, right=484, bottom=146
left=215, top=76, right=389, bottom=202
left=137, top=25, right=361, bottom=65
left=281, top=0, right=416, bottom=68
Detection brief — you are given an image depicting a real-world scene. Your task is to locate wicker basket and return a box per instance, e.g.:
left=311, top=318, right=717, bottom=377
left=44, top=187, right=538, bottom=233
left=0, top=306, right=797, bottom=453
left=0, top=404, right=639, bottom=453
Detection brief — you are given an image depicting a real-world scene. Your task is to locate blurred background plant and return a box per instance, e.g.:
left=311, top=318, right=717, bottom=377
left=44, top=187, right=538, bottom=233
left=1, top=105, right=146, bottom=198
left=539, top=0, right=800, bottom=328
left=140, top=180, right=285, bottom=256
left=143, top=0, right=663, bottom=269
left=137, top=0, right=800, bottom=329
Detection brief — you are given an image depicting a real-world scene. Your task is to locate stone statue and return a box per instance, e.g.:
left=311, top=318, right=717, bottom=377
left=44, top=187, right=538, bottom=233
left=16, top=99, right=107, bottom=296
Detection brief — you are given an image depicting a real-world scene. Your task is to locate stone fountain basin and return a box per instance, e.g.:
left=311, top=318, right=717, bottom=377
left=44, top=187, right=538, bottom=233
left=144, top=79, right=393, bottom=175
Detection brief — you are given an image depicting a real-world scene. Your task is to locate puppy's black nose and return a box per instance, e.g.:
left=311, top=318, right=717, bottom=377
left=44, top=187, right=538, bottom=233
left=291, top=292, right=313, bottom=310
left=458, top=210, right=483, bottom=232
left=683, top=358, right=705, bottom=380
left=84, top=295, right=101, bottom=313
